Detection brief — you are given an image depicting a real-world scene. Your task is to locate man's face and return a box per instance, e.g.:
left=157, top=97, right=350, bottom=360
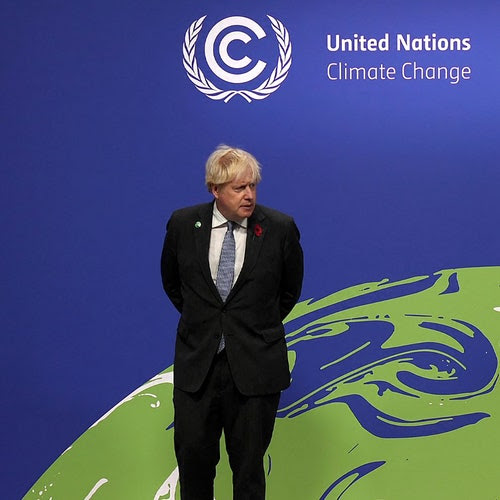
left=212, top=168, right=257, bottom=222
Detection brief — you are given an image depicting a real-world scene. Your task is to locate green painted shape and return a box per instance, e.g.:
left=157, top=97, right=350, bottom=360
left=24, top=371, right=179, bottom=499
left=24, top=267, right=500, bottom=499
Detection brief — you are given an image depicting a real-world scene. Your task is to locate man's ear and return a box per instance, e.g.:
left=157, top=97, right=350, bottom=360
left=211, top=184, right=219, bottom=199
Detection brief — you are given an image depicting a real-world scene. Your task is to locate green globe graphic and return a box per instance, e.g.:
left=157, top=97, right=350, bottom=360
left=25, top=267, right=500, bottom=499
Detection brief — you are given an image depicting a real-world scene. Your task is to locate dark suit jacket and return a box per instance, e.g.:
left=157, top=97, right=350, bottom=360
left=161, top=202, right=303, bottom=396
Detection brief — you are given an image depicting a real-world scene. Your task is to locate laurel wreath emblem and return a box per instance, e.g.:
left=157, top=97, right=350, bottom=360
left=182, top=15, right=292, bottom=103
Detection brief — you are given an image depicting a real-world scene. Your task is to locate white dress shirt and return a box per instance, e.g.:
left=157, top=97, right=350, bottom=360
left=209, top=203, right=247, bottom=288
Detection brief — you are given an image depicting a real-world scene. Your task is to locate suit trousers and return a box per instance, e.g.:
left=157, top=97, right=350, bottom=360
left=173, top=350, right=281, bottom=500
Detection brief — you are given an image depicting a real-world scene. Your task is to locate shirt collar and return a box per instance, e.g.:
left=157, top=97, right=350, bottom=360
left=212, top=202, right=248, bottom=229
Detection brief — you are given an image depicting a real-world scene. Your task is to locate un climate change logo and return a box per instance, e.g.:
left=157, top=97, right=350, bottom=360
left=183, top=15, right=292, bottom=103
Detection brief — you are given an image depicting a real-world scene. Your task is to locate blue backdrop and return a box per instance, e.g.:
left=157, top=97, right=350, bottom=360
left=2, top=1, right=499, bottom=498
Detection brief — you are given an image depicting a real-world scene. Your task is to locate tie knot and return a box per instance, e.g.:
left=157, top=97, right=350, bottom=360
left=227, top=221, right=235, bottom=232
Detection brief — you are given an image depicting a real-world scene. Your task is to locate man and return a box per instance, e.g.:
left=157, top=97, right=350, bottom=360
left=161, top=145, right=303, bottom=499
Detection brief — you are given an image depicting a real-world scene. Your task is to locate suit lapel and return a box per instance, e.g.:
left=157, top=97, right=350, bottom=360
left=228, top=206, right=267, bottom=299
left=194, top=202, right=221, bottom=302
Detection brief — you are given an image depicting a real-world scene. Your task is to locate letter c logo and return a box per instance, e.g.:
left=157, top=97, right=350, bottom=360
left=204, top=16, right=267, bottom=84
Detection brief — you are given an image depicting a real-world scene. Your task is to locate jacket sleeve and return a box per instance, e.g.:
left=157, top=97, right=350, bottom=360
left=160, top=214, right=183, bottom=313
left=279, top=218, right=304, bottom=320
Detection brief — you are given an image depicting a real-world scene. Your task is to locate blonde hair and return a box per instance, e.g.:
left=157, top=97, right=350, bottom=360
left=205, top=145, right=262, bottom=191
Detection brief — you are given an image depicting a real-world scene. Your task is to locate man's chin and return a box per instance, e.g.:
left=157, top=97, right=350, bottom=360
left=239, top=206, right=255, bottom=218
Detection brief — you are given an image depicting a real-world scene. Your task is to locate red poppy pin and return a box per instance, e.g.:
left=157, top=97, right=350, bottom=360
left=254, top=223, right=263, bottom=237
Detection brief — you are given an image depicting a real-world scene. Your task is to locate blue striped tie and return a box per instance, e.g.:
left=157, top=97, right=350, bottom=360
left=216, top=221, right=235, bottom=352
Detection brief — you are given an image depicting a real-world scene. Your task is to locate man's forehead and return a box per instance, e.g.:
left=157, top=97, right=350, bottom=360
left=231, top=166, right=255, bottom=184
